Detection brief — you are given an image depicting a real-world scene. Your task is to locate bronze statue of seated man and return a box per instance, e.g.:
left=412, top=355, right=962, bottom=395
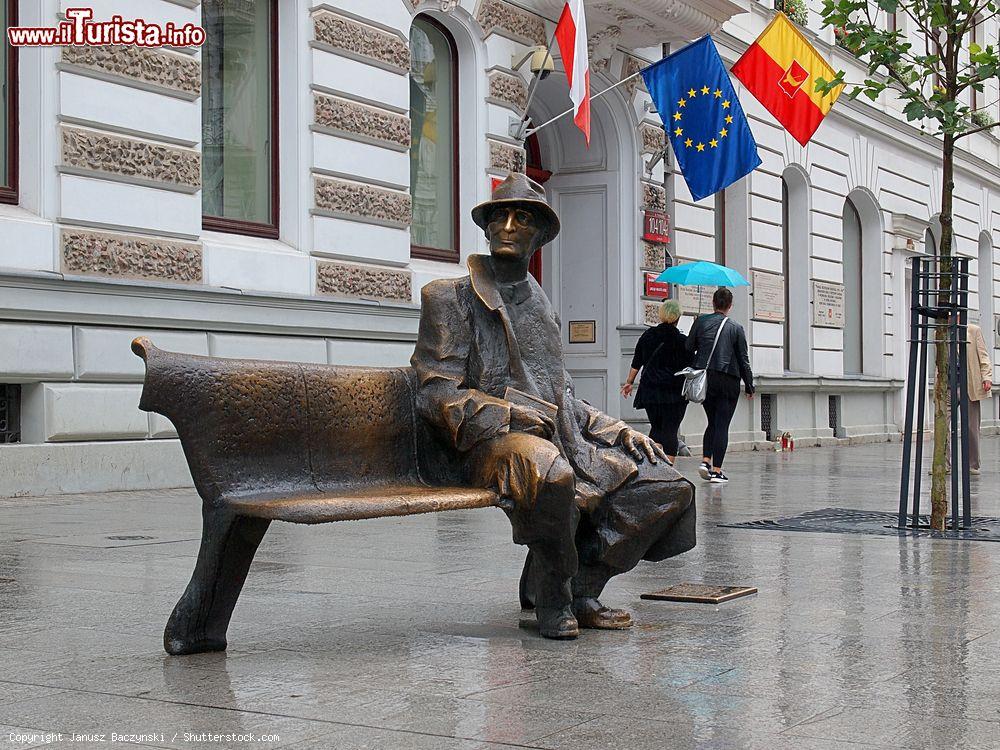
left=411, top=173, right=695, bottom=639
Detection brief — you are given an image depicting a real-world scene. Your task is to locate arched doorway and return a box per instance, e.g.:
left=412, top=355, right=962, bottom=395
left=527, top=72, right=636, bottom=414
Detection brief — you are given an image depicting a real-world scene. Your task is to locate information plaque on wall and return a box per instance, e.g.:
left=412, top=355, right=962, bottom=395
left=568, top=320, right=597, bottom=344
left=678, top=285, right=714, bottom=316
left=812, top=281, right=846, bottom=328
left=751, top=271, right=785, bottom=322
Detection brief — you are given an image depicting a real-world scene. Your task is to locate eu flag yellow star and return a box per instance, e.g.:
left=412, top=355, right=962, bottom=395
left=684, top=138, right=693, bottom=147
left=722, top=100, right=731, bottom=109
left=673, top=112, right=682, bottom=121
left=725, top=115, right=733, bottom=124
left=720, top=127, right=728, bottom=137
left=701, top=86, right=710, bottom=95
left=714, top=89, right=722, bottom=98
left=688, top=88, right=697, bottom=97
left=709, top=138, right=718, bottom=148
left=674, top=126, right=683, bottom=136
left=678, top=98, right=687, bottom=108
left=696, top=142, right=705, bottom=152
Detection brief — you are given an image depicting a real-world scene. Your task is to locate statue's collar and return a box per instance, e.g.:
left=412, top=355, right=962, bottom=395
left=468, top=254, right=505, bottom=311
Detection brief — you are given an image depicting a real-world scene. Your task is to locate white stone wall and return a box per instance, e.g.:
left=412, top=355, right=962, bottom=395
left=1, top=0, right=999, bottom=496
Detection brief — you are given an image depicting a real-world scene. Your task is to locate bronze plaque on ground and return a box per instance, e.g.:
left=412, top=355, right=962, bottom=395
left=641, top=583, right=757, bottom=604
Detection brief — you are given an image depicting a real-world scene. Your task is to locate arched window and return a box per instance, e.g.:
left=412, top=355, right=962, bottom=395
left=409, top=16, right=459, bottom=262
left=979, top=231, right=995, bottom=352
left=202, top=0, right=279, bottom=237
left=782, top=167, right=810, bottom=372
left=842, top=197, right=864, bottom=375
left=0, top=0, right=18, bottom=205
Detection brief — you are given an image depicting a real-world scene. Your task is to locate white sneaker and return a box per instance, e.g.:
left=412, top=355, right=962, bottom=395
left=698, top=461, right=711, bottom=480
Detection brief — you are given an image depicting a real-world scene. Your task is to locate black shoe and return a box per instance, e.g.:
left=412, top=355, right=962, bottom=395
left=709, top=471, right=729, bottom=484
left=698, top=461, right=711, bottom=480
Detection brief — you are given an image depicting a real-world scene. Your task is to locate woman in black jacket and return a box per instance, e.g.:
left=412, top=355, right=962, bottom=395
left=621, top=299, right=692, bottom=465
left=686, top=287, right=754, bottom=483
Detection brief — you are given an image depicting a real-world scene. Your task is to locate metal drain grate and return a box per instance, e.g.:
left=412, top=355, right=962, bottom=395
left=721, top=508, right=1000, bottom=542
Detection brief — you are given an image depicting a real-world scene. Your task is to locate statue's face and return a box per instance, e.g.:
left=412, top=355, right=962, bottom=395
left=487, top=206, right=543, bottom=262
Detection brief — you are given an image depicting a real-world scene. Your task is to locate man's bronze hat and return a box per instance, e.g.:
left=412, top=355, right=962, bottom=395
left=471, top=172, right=560, bottom=246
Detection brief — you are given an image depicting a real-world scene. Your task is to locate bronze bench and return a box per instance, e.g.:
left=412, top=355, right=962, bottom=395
left=132, top=337, right=501, bottom=655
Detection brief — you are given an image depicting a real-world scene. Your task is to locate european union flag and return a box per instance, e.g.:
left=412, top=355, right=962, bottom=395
left=641, top=36, right=761, bottom=202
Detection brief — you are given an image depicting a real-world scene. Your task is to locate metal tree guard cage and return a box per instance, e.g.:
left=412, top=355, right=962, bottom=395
left=898, top=256, right=971, bottom=530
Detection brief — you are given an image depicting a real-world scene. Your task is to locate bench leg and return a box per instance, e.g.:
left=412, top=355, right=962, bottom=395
left=164, top=505, right=270, bottom=655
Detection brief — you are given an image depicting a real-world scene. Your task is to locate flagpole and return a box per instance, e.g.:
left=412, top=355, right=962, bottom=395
left=514, top=25, right=560, bottom=142
left=524, top=67, right=646, bottom=138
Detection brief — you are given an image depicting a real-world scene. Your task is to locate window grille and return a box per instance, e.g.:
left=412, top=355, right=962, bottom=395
left=0, top=385, right=20, bottom=443
left=760, top=394, right=776, bottom=441
left=828, top=395, right=845, bottom=438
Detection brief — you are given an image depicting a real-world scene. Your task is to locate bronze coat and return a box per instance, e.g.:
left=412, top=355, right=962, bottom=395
left=412, top=255, right=638, bottom=505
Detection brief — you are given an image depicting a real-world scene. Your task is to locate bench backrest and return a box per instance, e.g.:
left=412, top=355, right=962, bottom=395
left=132, top=337, right=434, bottom=504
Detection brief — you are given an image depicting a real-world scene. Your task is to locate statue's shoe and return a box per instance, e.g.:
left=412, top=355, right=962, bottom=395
left=536, top=607, right=580, bottom=639
left=572, top=598, right=634, bottom=630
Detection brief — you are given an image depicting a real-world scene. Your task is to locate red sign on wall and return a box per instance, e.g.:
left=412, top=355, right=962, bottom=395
left=644, top=272, right=671, bottom=299
left=643, top=209, right=670, bottom=244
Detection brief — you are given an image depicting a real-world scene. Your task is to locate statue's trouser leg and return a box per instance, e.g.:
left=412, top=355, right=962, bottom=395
left=164, top=505, right=270, bottom=655
left=574, top=468, right=695, bottom=601
left=466, top=434, right=579, bottom=616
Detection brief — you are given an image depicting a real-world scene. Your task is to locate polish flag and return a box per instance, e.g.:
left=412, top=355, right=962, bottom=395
left=554, top=0, right=590, bottom=145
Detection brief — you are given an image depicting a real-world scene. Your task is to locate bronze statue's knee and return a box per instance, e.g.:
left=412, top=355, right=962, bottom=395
left=543, top=455, right=575, bottom=494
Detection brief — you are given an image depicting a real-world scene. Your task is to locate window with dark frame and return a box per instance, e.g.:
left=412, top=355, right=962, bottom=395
left=201, top=0, right=279, bottom=238
left=0, top=0, right=18, bottom=205
left=782, top=177, right=791, bottom=371
left=409, top=16, right=460, bottom=263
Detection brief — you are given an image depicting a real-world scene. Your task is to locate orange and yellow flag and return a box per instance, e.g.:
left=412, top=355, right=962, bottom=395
left=731, top=13, right=843, bottom=146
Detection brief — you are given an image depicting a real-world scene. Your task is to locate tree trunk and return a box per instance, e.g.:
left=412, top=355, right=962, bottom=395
left=930, top=132, right=955, bottom=531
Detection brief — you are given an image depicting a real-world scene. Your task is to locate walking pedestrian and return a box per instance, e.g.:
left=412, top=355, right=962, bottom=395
left=966, top=321, right=993, bottom=474
left=686, top=288, right=754, bottom=483
left=621, top=300, right=692, bottom=465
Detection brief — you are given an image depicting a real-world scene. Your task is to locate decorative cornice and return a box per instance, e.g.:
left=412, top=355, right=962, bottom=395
left=488, top=69, right=529, bottom=113
left=314, top=176, right=412, bottom=228
left=314, top=94, right=410, bottom=149
left=641, top=241, right=666, bottom=271
left=641, top=180, right=666, bottom=210
left=62, top=45, right=201, bottom=97
left=316, top=260, right=412, bottom=303
left=61, top=228, right=202, bottom=283
left=61, top=126, right=201, bottom=189
left=622, top=55, right=647, bottom=99
left=476, top=0, right=546, bottom=45
left=313, top=10, right=409, bottom=73
left=640, top=123, right=666, bottom=156
left=488, top=139, right=526, bottom=173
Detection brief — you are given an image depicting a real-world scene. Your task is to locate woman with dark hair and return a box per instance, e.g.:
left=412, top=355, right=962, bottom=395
left=621, top=299, right=692, bottom=465
left=686, top=287, right=754, bottom=483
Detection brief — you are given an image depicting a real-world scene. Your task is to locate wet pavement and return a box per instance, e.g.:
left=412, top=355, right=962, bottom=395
left=2, top=439, right=999, bottom=750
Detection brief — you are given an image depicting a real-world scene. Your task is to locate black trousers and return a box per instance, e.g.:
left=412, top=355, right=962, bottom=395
left=702, top=393, right=739, bottom=468
left=645, top=401, right=687, bottom=456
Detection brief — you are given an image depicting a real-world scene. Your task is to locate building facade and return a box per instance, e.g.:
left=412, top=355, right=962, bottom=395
left=0, top=0, right=998, bottom=497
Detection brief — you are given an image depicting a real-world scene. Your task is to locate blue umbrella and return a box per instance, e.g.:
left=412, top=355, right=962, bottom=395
left=655, top=261, right=750, bottom=287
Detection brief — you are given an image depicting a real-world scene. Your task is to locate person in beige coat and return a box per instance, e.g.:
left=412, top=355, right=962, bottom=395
left=966, top=322, right=994, bottom=473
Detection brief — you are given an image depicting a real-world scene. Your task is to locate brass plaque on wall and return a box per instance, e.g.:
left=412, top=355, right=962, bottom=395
left=568, top=320, right=596, bottom=344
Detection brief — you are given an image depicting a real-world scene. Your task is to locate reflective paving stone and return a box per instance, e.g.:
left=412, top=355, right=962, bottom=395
left=1, top=440, right=999, bottom=749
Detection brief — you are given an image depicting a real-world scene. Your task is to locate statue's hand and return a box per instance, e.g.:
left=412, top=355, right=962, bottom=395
left=510, top=404, right=556, bottom=439
left=621, top=429, right=667, bottom=464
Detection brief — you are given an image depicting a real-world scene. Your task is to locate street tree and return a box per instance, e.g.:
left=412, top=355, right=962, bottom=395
left=816, top=0, right=1000, bottom=530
